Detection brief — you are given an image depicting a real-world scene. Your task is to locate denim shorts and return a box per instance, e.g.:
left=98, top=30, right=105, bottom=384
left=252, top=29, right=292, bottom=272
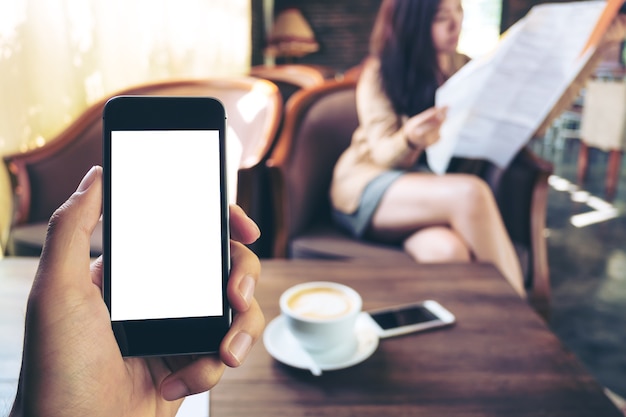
left=332, top=170, right=404, bottom=238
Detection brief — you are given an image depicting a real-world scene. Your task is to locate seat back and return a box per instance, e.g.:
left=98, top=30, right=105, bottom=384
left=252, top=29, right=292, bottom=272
left=342, top=62, right=365, bottom=82
left=245, top=65, right=333, bottom=257
left=4, top=77, right=282, bottom=226
left=250, top=64, right=331, bottom=102
left=268, top=80, right=358, bottom=255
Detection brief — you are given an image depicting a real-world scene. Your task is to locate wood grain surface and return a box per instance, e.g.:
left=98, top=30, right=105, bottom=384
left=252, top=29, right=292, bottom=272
left=211, top=259, right=621, bottom=417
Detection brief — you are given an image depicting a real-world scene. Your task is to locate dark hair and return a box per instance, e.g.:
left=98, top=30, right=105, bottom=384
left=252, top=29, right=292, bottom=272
left=370, top=0, right=441, bottom=117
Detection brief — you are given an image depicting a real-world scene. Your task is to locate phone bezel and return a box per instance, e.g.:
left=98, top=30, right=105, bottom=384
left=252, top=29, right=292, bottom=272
left=102, top=95, right=231, bottom=357
left=365, top=300, right=456, bottom=339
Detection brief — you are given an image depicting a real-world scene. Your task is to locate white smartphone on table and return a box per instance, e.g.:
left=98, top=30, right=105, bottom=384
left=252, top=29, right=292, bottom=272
left=364, top=300, right=456, bottom=339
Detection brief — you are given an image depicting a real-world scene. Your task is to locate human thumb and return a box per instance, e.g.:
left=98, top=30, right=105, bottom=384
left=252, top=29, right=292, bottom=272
left=35, top=166, right=103, bottom=292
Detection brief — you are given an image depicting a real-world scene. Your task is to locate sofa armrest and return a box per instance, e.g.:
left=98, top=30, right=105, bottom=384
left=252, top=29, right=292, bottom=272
left=497, top=148, right=553, bottom=319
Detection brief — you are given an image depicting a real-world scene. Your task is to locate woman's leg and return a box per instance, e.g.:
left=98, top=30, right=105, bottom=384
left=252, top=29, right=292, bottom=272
left=368, top=172, right=525, bottom=297
left=402, top=226, right=471, bottom=263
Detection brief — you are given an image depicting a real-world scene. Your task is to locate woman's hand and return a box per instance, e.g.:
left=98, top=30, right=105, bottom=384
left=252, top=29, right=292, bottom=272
left=403, top=107, right=447, bottom=149
left=10, top=166, right=265, bottom=417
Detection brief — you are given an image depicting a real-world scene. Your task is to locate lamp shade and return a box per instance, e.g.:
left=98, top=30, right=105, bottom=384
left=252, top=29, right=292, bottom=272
left=265, top=8, right=319, bottom=58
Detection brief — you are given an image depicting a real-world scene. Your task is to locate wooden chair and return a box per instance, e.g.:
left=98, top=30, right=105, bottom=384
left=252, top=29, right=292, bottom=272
left=577, top=78, right=626, bottom=199
left=341, top=62, right=365, bottom=82
left=267, top=79, right=554, bottom=319
left=249, top=64, right=332, bottom=101
left=3, top=77, right=282, bottom=256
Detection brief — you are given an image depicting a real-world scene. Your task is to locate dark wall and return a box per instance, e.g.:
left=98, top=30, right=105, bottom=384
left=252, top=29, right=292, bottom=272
left=501, top=0, right=581, bottom=32
left=251, top=0, right=266, bottom=68
left=251, top=0, right=588, bottom=73
left=252, top=0, right=381, bottom=73
left=274, top=0, right=381, bottom=72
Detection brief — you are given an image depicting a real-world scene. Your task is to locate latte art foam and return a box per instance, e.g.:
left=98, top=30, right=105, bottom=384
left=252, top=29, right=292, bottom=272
left=287, top=287, right=353, bottom=319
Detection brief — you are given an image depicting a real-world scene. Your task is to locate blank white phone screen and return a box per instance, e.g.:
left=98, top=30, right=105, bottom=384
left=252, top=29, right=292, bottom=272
left=110, top=130, right=223, bottom=321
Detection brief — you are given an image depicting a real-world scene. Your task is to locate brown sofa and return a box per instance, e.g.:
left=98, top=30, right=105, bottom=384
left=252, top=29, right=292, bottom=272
left=4, top=77, right=282, bottom=257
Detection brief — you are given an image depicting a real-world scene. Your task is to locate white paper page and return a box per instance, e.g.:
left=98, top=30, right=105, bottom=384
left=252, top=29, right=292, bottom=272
left=429, top=24, right=520, bottom=174
left=428, top=1, right=605, bottom=174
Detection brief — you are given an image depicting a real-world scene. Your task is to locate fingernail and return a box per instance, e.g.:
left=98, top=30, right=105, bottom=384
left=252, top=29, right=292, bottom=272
left=162, top=379, right=190, bottom=401
left=239, top=275, right=255, bottom=308
left=252, top=221, right=261, bottom=238
left=77, top=166, right=98, bottom=193
left=241, top=207, right=261, bottom=236
left=245, top=216, right=261, bottom=239
left=229, top=331, right=252, bottom=365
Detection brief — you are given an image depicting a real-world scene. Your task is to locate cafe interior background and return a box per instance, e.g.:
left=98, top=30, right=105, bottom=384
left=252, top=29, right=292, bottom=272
left=0, top=0, right=624, bottom=405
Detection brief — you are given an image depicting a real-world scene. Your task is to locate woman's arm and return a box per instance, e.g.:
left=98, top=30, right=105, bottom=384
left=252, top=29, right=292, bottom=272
left=355, top=59, right=423, bottom=168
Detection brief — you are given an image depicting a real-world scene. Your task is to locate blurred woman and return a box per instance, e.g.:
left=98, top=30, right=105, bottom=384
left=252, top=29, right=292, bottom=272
left=330, top=0, right=526, bottom=296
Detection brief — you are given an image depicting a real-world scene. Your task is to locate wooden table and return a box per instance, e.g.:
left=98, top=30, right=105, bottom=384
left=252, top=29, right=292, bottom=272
left=0, top=258, right=621, bottom=417
left=211, top=259, right=622, bottom=417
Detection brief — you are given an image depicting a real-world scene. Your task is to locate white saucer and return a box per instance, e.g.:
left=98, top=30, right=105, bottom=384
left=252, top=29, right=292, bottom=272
left=263, top=312, right=379, bottom=372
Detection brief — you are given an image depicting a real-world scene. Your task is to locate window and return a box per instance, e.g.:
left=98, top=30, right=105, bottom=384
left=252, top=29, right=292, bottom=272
left=0, top=0, right=251, bottom=155
left=458, top=0, right=502, bottom=58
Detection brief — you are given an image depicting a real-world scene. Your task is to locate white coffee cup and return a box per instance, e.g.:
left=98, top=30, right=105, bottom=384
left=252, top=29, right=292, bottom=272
left=279, top=281, right=362, bottom=352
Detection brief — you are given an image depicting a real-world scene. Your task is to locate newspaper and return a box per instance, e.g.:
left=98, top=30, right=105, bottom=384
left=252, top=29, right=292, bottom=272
left=427, top=0, right=620, bottom=174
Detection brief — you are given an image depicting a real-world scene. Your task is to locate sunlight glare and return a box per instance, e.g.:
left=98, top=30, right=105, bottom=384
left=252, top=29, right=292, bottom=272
left=0, top=1, right=25, bottom=41
left=458, top=0, right=501, bottom=58
left=237, top=81, right=274, bottom=124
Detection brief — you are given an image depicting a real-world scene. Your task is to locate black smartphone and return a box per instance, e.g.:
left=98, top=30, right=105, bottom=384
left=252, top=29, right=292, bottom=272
left=363, top=300, right=456, bottom=339
left=102, top=96, right=230, bottom=357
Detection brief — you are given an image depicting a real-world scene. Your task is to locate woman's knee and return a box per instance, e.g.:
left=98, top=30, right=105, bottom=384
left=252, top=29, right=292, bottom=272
left=403, top=227, right=471, bottom=263
left=450, top=174, right=497, bottom=216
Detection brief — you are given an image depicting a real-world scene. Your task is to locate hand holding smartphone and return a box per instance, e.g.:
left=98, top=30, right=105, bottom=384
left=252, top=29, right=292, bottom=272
left=103, top=96, right=230, bottom=357
left=364, top=300, right=455, bottom=339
